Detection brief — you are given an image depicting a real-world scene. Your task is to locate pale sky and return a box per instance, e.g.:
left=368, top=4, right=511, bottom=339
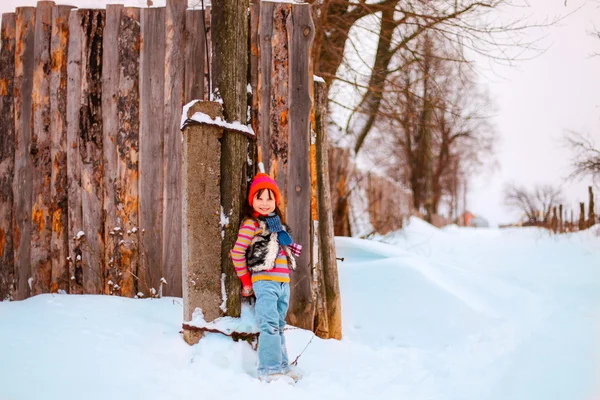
left=1, top=0, right=599, bottom=226
left=469, top=0, right=600, bottom=225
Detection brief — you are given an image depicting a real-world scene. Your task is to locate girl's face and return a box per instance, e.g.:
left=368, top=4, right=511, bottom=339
left=253, top=189, right=276, bottom=215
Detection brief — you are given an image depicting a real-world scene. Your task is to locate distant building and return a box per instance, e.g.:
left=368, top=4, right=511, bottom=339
left=460, top=211, right=489, bottom=228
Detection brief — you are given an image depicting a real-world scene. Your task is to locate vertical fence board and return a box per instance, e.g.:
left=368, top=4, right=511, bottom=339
left=249, top=3, right=259, bottom=143
left=102, top=4, right=123, bottom=295
left=257, top=2, right=273, bottom=172
left=49, top=4, right=73, bottom=294
left=102, top=5, right=140, bottom=297
left=116, top=7, right=141, bottom=297
left=75, top=9, right=106, bottom=295
left=30, top=0, right=54, bottom=296
left=13, top=7, right=36, bottom=300
left=139, top=7, right=165, bottom=296
left=203, top=8, right=211, bottom=99
left=0, top=13, right=16, bottom=300
left=66, top=9, right=83, bottom=294
left=285, top=4, right=315, bottom=330
left=184, top=9, right=205, bottom=103
left=163, top=0, right=186, bottom=297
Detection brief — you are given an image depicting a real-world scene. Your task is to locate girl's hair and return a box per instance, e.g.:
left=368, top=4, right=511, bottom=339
left=243, top=188, right=285, bottom=223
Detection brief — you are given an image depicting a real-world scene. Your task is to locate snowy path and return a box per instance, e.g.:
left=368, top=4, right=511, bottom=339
left=1, top=219, right=599, bottom=400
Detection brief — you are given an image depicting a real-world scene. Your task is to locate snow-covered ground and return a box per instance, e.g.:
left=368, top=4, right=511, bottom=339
left=2, top=218, right=600, bottom=400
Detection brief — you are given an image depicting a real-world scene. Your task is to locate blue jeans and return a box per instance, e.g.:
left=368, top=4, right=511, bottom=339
left=253, top=280, right=290, bottom=376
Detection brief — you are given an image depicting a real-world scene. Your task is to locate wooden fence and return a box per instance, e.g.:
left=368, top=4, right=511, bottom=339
left=328, top=147, right=414, bottom=237
left=0, top=0, right=211, bottom=301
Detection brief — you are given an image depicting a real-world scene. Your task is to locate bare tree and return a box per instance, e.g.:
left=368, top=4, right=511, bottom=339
left=504, top=183, right=563, bottom=225
left=565, top=131, right=600, bottom=181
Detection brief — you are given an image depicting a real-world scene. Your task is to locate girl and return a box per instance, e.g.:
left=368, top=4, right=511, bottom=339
left=230, top=173, right=302, bottom=383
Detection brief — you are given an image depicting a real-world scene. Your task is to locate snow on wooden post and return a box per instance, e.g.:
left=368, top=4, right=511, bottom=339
left=0, top=12, right=16, bottom=300
left=181, top=101, right=224, bottom=345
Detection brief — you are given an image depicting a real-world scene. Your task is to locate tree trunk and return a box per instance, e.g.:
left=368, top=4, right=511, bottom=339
left=212, top=0, right=249, bottom=318
left=579, top=202, right=586, bottom=231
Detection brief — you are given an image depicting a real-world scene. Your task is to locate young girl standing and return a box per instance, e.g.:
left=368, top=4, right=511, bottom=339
left=230, top=173, right=302, bottom=383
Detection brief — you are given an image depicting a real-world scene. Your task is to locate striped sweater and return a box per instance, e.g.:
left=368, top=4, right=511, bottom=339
left=231, top=218, right=290, bottom=285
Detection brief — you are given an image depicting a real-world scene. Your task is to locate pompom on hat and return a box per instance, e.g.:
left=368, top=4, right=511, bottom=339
left=248, top=173, right=281, bottom=207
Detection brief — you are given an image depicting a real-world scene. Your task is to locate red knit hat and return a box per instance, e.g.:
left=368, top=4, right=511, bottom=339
left=248, top=173, right=281, bottom=206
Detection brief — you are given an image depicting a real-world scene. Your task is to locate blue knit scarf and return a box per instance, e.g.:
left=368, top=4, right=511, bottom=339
left=264, top=213, right=293, bottom=246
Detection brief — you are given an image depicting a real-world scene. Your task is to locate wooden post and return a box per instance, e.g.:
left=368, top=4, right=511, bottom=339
left=551, top=206, right=558, bottom=233
left=285, top=2, right=316, bottom=331
left=13, top=7, right=36, bottom=300
left=559, top=204, right=563, bottom=233
left=212, top=0, right=250, bottom=318
left=579, top=202, right=586, bottom=231
left=49, top=4, right=73, bottom=294
left=163, top=0, right=187, bottom=297
left=139, top=7, right=165, bottom=297
left=314, top=79, right=342, bottom=339
left=0, top=13, right=16, bottom=300
left=182, top=101, right=224, bottom=345
left=588, top=186, right=595, bottom=228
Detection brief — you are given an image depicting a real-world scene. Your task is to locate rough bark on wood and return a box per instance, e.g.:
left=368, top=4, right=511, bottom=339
left=163, top=0, right=186, bottom=297
left=184, top=9, right=206, bottom=103
left=182, top=101, right=224, bottom=345
left=314, top=79, right=342, bottom=339
left=66, top=8, right=84, bottom=295
left=212, top=0, right=249, bottom=318
left=139, top=7, right=165, bottom=296
left=30, top=0, right=54, bottom=296
left=13, top=7, right=36, bottom=300
left=67, top=9, right=105, bottom=295
left=0, top=13, right=16, bottom=301
left=286, top=4, right=315, bottom=330
left=588, top=186, right=595, bottom=228
left=103, top=5, right=140, bottom=297
left=256, top=1, right=274, bottom=174
left=579, top=202, right=586, bottom=231
left=49, top=4, right=73, bottom=294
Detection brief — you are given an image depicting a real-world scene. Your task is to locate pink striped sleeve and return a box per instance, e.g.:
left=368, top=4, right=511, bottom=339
left=230, top=219, right=257, bottom=280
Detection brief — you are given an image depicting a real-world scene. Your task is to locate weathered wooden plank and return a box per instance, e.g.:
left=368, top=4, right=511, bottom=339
left=30, top=0, right=54, bottom=296
left=257, top=1, right=274, bottom=176
left=184, top=9, right=205, bottom=103
left=66, top=8, right=83, bottom=294
left=116, top=7, right=141, bottom=297
left=139, top=7, right=165, bottom=297
left=13, top=7, right=36, bottom=300
left=203, top=8, right=211, bottom=100
left=102, top=6, right=140, bottom=297
left=68, top=9, right=106, bottom=295
left=101, top=4, right=122, bottom=295
left=163, top=0, right=186, bottom=297
left=0, top=13, right=16, bottom=301
left=49, top=4, right=74, bottom=294
left=315, top=79, right=342, bottom=339
left=182, top=101, right=223, bottom=344
left=285, top=3, right=315, bottom=330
